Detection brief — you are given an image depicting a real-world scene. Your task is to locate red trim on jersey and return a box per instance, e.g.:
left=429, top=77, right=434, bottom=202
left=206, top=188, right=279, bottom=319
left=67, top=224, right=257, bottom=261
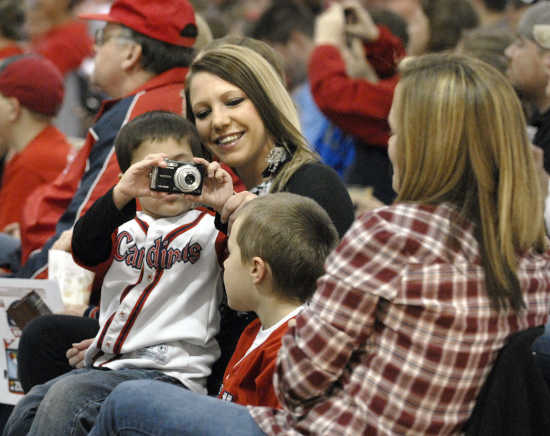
left=109, top=209, right=212, bottom=355
left=112, top=268, right=164, bottom=354
left=164, top=211, right=207, bottom=243
left=97, top=312, right=116, bottom=349
left=134, top=216, right=149, bottom=234
left=120, top=268, right=145, bottom=303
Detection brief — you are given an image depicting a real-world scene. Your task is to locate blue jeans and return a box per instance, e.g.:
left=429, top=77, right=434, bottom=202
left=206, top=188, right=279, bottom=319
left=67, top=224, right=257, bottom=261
left=3, top=368, right=181, bottom=436
left=88, top=380, right=266, bottom=436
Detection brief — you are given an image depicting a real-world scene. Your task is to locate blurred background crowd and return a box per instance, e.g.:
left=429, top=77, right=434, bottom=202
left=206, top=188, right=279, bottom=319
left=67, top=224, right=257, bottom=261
left=0, top=0, right=546, bottom=212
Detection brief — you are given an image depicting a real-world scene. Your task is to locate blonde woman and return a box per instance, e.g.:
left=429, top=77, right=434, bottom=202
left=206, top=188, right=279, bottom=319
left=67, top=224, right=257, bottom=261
left=88, top=53, right=550, bottom=435
left=184, top=43, right=355, bottom=237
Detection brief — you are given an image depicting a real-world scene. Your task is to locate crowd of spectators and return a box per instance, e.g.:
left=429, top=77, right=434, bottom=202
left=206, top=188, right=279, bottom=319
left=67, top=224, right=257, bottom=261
left=1, top=0, right=550, bottom=435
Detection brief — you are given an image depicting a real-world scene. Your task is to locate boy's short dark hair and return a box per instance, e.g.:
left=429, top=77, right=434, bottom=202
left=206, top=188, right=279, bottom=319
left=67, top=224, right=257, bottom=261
left=235, top=192, right=339, bottom=303
left=115, top=110, right=206, bottom=172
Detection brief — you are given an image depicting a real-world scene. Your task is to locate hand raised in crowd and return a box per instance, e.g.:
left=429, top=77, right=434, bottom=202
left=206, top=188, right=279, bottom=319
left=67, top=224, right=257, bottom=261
left=341, top=37, right=379, bottom=81
left=314, top=3, right=347, bottom=46
left=341, top=0, right=380, bottom=42
left=112, top=153, right=170, bottom=210
left=66, top=337, right=94, bottom=369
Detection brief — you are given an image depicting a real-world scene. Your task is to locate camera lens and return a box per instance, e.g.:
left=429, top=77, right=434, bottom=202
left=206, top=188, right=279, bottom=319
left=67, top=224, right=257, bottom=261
left=174, top=165, right=201, bottom=193
left=185, top=174, right=196, bottom=185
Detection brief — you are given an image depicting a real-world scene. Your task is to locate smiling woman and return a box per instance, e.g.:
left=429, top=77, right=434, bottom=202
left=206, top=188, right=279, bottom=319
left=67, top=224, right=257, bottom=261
left=185, top=42, right=354, bottom=238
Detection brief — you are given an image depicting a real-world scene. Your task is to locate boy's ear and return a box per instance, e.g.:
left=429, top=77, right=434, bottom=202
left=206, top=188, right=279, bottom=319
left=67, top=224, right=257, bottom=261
left=249, top=256, right=268, bottom=285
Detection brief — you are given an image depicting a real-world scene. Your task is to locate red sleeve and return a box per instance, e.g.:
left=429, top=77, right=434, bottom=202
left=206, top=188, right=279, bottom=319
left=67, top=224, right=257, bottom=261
left=308, top=44, right=399, bottom=146
left=364, top=25, right=406, bottom=78
left=32, top=21, right=93, bottom=75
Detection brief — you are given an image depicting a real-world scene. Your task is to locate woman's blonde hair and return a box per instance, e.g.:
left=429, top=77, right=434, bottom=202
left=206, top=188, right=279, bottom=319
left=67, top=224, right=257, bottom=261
left=394, top=53, right=547, bottom=311
left=186, top=43, right=318, bottom=192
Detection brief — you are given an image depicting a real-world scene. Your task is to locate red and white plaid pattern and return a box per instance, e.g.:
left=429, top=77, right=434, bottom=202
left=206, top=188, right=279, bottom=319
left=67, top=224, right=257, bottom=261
left=250, top=203, right=550, bottom=435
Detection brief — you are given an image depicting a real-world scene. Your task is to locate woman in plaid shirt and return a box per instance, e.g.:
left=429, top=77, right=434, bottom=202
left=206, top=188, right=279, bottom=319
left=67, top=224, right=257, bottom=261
left=87, top=53, right=550, bottom=435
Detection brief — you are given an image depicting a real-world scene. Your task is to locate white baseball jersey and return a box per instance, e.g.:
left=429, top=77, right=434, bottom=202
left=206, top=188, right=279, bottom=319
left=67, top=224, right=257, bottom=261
left=84, top=207, right=226, bottom=393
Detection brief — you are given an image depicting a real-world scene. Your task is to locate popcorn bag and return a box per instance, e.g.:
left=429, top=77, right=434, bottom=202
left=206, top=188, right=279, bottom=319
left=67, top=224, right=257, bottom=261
left=48, top=250, right=94, bottom=306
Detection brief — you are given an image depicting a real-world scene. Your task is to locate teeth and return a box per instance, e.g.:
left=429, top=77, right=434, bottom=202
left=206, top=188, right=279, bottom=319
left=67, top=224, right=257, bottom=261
left=217, top=133, right=241, bottom=145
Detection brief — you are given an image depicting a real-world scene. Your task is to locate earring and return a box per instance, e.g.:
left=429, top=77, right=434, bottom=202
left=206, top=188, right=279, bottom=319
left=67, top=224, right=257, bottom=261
left=262, top=145, right=290, bottom=178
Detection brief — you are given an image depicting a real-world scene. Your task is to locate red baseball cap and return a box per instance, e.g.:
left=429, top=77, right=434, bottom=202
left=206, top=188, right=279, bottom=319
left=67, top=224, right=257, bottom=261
left=0, top=55, right=64, bottom=117
left=80, top=0, right=196, bottom=48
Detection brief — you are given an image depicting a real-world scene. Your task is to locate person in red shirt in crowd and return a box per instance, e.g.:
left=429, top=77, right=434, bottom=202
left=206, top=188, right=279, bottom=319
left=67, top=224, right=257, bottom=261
left=24, top=0, right=93, bottom=77
left=309, top=1, right=405, bottom=204
left=23, top=0, right=96, bottom=138
left=0, top=0, right=25, bottom=210
left=0, top=55, right=72, bottom=273
left=0, top=0, right=24, bottom=60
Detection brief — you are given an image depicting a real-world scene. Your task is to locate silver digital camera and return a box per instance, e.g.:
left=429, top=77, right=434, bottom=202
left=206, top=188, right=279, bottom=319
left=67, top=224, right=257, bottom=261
left=149, top=160, right=204, bottom=195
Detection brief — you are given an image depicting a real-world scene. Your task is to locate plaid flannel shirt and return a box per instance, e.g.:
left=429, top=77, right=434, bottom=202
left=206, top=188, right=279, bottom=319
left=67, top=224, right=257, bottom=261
left=250, top=202, right=550, bottom=435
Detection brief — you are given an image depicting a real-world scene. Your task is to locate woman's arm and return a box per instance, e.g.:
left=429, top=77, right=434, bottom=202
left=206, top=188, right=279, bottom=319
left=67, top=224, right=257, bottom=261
left=274, top=211, right=406, bottom=415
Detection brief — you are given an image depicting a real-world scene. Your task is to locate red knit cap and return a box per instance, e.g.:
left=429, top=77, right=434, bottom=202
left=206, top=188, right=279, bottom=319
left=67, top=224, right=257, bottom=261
left=80, top=0, right=197, bottom=48
left=0, top=55, right=64, bottom=117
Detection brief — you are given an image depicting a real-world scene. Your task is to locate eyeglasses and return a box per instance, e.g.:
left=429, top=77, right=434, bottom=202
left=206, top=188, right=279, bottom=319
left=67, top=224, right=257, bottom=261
left=94, top=28, right=134, bottom=46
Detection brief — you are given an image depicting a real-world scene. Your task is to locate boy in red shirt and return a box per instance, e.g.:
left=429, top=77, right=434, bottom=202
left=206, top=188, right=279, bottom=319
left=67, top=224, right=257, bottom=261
left=216, top=192, right=339, bottom=408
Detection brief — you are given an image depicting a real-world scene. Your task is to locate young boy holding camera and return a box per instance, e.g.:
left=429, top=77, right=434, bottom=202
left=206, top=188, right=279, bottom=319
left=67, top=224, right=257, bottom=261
left=4, top=111, right=226, bottom=435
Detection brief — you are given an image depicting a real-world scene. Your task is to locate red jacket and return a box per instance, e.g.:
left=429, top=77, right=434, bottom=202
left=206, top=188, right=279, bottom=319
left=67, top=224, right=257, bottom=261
left=0, top=126, right=71, bottom=232
left=218, top=318, right=291, bottom=408
left=308, top=25, right=404, bottom=148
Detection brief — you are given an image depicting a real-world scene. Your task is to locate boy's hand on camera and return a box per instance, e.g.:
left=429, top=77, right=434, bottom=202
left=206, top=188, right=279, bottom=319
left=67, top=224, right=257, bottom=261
left=113, top=153, right=168, bottom=210
left=341, top=0, right=379, bottom=42
left=183, top=158, right=235, bottom=213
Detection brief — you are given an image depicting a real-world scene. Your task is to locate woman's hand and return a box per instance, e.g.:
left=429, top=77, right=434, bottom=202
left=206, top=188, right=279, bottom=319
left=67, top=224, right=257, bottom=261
left=183, top=158, right=235, bottom=213
left=221, top=191, right=258, bottom=232
left=66, top=338, right=94, bottom=369
left=113, top=153, right=169, bottom=210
